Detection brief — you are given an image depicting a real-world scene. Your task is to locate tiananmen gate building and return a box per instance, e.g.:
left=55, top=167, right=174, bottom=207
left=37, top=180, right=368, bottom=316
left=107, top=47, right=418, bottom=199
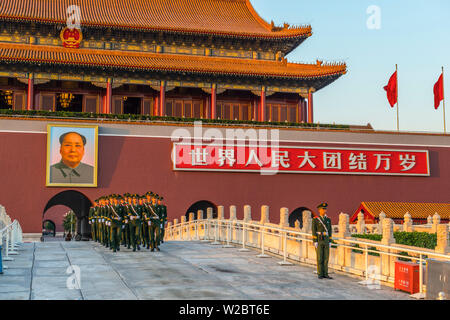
left=0, top=0, right=448, bottom=240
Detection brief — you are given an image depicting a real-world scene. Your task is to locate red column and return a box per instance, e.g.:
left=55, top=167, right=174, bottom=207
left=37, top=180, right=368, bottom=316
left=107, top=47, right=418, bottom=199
left=160, top=81, right=166, bottom=117
left=26, top=74, right=34, bottom=111
left=260, top=86, right=266, bottom=122
left=105, top=78, right=112, bottom=114
left=297, top=99, right=302, bottom=123
left=210, top=84, right=217, bottom=119
left=154, top=96, right=159, bottom=116
left=307, top=89, right=314, bottom=123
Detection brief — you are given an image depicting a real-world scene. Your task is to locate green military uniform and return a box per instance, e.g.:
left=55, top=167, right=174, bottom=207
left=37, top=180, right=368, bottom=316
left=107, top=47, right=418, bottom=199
left=104, top=201, right=112, bottom=248
left=88, top=203, right=97, bottom=241
left=126, top=195, right=143, bottom=252
left=141, top=197, right=151, bottom=250
left=149, top=200, right=160, bottom=251
left=109, top=197, right=124, bottom=252
left=159, top=197, right=167, bottom=244
left=312, top=203, right=333, bottom=279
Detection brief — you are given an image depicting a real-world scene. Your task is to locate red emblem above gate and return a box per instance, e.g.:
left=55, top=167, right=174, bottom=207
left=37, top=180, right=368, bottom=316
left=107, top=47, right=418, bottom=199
left=60, top=27, right=83, bottom=48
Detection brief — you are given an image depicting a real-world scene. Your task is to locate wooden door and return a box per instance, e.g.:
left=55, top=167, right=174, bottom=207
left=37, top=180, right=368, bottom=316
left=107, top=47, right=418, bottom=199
left=112, top=97, right=123, bottom=114
left=84, top=95, right=98, bottom=113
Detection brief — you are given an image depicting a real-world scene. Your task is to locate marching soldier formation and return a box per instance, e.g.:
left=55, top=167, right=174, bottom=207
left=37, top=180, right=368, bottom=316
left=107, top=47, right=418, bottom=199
left=88, top=192, right=167, bottom=253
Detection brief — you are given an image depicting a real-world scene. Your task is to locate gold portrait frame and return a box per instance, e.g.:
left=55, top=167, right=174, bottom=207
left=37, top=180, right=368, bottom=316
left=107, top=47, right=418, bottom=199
left=46, top=124, right=98, bottom=187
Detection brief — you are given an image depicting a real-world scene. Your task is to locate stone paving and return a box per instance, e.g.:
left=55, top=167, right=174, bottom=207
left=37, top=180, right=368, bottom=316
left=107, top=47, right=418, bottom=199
left=0, top=240, right=412, bottom=300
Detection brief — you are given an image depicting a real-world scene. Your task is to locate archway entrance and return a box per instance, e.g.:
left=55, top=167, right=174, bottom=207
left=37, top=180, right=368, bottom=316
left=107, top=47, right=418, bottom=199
left=43, top=190, right=93, bottom=241
left=289, top=207, right=313, bottom=228
left=185, top=200, right=217, bottom=220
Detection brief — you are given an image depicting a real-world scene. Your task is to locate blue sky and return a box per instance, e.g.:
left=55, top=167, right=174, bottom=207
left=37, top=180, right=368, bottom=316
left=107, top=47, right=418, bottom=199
left=251, top=0, right=450, bottom=133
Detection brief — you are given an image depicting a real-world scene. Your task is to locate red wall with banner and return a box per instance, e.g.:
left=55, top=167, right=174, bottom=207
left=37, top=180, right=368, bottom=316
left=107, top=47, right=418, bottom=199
left=0, top=124, right=449, bottom=233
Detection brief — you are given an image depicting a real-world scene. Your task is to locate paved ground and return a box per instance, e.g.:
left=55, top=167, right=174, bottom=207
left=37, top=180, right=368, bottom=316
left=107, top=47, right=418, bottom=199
left=0, top=240, right=412, bottom=300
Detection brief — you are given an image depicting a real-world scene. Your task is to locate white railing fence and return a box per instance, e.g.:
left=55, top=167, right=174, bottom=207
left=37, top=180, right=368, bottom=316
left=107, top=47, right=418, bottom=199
left=1, top=217, right=23, bottom=273
left=165, top=206, right=450, bottom=297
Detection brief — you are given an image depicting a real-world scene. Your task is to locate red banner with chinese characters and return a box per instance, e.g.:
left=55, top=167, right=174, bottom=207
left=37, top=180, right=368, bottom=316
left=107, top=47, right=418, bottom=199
left=172, top=144, right=430, bottom=176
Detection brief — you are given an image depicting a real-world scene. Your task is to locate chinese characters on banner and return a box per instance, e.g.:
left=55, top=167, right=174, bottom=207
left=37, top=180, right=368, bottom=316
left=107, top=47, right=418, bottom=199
left=172, top=144, right=430, bottom=176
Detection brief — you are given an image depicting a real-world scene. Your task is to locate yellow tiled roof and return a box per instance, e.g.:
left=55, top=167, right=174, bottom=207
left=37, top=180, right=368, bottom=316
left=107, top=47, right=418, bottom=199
left=362, top=202, right=450, bottom=219
left=0, top=43, right=347, bottom=79
left=0, top=0, right=312, bottom=39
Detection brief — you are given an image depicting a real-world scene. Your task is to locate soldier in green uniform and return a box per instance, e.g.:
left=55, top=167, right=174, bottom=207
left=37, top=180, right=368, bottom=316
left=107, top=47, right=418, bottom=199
left=143, top=192, right=159, bottom=251
left=158, top=196, right=167, bottom=244
left=119, top=195, right=129, bottom=248
left=141, top=195, right=150, bottom=249
left=126, top=194, right=143, bottom=252
left=88, top=200, right=97, bottom=241
left=108, top=195, right=124, bottom=252
left=98, top=197, right=106, bottom=245
left=153, top=194, right=163, bottom=250
left=312, top=203, right=333, bottom=279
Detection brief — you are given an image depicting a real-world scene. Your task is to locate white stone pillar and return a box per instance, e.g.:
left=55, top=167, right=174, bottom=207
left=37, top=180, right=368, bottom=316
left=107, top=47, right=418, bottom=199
left=427, top=215, right=432, bottom=225
left=435, top=224, right=449, bottom=254
left=432, top=213, right=441, bottom=233
left=181, top=216, right=186, bottom=223
left=217, top=206, right=224, bottom=220
left=403, top=212, right=413, bottom=232
left=207, top=207, right=213, bottom=220
left=378, top=211, right=386, bottom=234
left=229, top=205, right=237, bottom=220
left=337, top=213, right=350, bottom=267
left=302, top=210, right=312, bottom=233
left=197, top=210, right=204, bottom=220
left=338, top=213, right=350, bottom=238
left=381, top=218, right=395, bottom=278
left=243, top=205, right=251, bottom=222
left=174, top=218, right=179, bottom=225
left=189, top=212, right=195, bottom=222
left=279, top=207, right=289, bottom=228
left=382, top=218, right=395, bottom=245
left=356, top=212, right=365, bottom=234
left=260, top=205, right=269, bottom=224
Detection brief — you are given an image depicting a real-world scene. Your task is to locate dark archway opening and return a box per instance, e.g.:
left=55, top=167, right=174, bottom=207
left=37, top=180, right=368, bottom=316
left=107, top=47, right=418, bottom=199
left=123, top=97, right=142, bottom=115
left=185, top=200, right=217, bottom=220
left=43, top=190, right=93, bottom=241
left=289, top=207, right=313, bottom=228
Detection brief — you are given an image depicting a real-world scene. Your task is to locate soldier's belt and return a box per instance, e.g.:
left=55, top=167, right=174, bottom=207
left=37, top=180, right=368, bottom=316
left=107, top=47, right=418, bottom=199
left=317, top=232, right=328, bottom=236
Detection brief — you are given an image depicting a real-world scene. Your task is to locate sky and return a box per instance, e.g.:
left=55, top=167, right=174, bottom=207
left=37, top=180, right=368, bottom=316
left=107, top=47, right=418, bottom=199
left=251, top=0, right=450, bottom=133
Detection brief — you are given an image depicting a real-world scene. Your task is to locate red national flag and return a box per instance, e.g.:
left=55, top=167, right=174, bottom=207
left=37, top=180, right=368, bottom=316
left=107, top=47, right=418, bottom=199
left=383, top=71, right=398, bottom=107
left=434, top=73, right=444, bottom=110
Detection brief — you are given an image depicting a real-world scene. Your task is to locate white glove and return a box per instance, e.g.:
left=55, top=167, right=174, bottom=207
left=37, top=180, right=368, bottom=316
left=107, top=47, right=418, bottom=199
left=160, top=224, right=163, bottom=228
left=314, top=242, right=318, bottom=249
left=329, top=243, right=332, bottom=249
left=148, top=222, right=151, bottom=226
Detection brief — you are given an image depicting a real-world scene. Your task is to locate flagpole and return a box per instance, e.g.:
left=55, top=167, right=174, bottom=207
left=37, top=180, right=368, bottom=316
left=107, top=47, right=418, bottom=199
left=443, top=66, right=447, bottom=134
left=396, top=64, right=399, bottom=132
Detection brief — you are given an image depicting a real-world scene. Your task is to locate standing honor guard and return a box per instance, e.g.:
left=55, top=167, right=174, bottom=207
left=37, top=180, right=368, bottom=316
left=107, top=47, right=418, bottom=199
left=312, top=203, right=333, bottom=279
left=158, top=196, right=167, bottom=244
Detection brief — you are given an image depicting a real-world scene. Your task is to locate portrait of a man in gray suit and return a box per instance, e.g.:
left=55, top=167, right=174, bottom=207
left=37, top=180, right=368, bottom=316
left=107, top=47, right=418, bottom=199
left=49, top=131, right=94, bottom=184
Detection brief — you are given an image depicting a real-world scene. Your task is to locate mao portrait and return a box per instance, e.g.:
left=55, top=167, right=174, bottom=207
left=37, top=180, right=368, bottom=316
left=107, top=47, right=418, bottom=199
left=46, top=125, right=98, bottom=187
